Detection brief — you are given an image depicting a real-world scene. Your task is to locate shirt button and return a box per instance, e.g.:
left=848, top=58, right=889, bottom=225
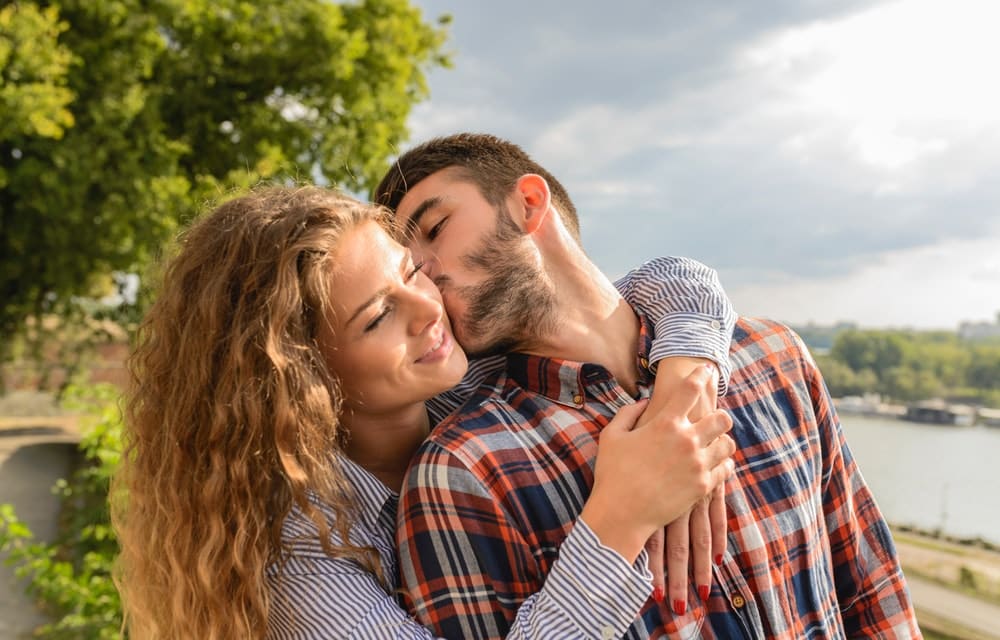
left=732, top=594, right=746, bottom=608
left=601, top=626, right=616, bottom=640
left=639, top=357, right=649, bottom=369
left=572, top=394, right=583, bottom=405
left=710, top=319, right=722, bottom=330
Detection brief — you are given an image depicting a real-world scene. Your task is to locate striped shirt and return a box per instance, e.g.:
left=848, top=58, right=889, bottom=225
left=266, top=256, right=737, bottom=639
left=396, top=318, right=920, bottom=639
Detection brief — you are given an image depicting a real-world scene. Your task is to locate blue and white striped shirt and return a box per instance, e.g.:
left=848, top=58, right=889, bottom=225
left=266, top=256, right=736, bottom=639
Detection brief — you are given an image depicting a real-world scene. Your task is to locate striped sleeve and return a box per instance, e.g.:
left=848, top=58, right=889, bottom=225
left=397, top=443, right=653, bottom=640
left=267, top=532, right=651, bottom=640
left=268, top=557, right=436, bottom=640
left=614, top=256, right=736, bottom=395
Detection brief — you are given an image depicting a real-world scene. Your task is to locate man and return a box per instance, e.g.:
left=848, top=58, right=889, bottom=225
left=374, top=134, right=919, bottom=638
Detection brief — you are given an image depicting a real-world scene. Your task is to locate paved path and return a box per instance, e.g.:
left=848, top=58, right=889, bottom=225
left=0, top=420, right=79, bottom=640
left=907, top=573, right=1000, bottom=639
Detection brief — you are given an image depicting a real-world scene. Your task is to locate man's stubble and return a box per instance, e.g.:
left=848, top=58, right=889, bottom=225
left=454, top=205, right=558, bottom=358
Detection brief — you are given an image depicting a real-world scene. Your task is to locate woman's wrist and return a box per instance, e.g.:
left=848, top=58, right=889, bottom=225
left=579, top=499, right=653, bottom=564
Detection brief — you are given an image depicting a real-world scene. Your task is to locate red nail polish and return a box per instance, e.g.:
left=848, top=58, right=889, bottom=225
left=673, top=599, right=686, bottom=616
left=714, top=554, right=723, bottom=565
left=652, top=586, right=664, bottom=603
left=698, top=585, right=710, bottom=601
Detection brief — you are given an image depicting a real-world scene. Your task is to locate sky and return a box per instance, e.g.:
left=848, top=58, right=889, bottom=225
left=404, top=0, right=1000, bottom=330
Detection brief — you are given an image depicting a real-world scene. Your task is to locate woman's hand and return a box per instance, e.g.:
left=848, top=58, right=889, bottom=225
left=579, top=365, right=735, bottom=569
left=640, top=357, right=729, bottom=615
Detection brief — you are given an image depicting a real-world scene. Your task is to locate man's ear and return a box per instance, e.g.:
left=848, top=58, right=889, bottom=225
left=514, top=174, right=551, bottom=234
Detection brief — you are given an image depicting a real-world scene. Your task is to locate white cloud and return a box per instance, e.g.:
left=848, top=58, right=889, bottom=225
left=407, top=0, right=1000, bottom=328
left=744, top=0, right=1000, bottom=170
left=726, top=232, right=1000, bottom=328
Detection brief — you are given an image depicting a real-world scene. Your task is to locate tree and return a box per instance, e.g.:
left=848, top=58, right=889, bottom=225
left=0, top=0, right=449, bottom=372
left=830, top=329, right=906, bottom=381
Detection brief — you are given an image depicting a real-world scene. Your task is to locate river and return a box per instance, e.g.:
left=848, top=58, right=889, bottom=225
left=839, top=414, right=1000, bottom=545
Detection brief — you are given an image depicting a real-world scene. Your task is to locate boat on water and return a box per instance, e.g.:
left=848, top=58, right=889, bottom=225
left=980, top=408, right=1000, bottom=428
left=902, top=400, right=976, bottom=426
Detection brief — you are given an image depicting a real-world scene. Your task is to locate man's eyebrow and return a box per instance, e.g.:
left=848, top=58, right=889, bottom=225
left=405, top=196, right=443, bottom=238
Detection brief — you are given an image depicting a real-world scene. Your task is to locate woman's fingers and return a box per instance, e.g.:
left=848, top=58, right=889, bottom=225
left=689, top=497, right=712, bottom=604
left=644, top=528, right=666, bottom=604
left=665, top=511, right=691, bottom=616
left=602, top=399, right=649, bottom=436
left=709, top=483, right=728, bottom=569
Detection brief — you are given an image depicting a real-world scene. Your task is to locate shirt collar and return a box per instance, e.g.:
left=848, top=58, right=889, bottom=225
left=504, top=311, right=655, bottom=405
left=338, top=454, right=398, bottom=533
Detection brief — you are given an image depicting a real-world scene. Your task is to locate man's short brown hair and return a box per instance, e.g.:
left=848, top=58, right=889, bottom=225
left=373, top=133, right=580, bottom=239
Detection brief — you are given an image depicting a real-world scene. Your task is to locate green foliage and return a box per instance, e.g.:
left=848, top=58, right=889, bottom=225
left=0, top=3, right=76, bottom=145
left=0, top=383, right=124, bottom=639
left=0, top=0, right=449, bottom=362
left=818, top=328, right=1000, bottom=406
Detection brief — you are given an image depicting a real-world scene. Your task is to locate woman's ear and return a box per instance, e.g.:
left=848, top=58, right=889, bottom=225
left=514, top=174, right=551, bottom=234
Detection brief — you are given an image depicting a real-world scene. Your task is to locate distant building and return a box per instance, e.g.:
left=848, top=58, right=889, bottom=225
left=958, top=311, right=1000, bottom=340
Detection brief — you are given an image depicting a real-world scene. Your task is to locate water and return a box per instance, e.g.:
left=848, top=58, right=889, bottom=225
left=840, top=415, right=1000, bottom=545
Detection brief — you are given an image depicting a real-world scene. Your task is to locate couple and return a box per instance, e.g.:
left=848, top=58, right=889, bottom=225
left=114, top=133, right=919, bottom=638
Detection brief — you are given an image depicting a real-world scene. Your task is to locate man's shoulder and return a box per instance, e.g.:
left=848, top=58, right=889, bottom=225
left=415, top=374, right=531, bottom=467
left=727, top=317, right=816, bottom=386
left=731, top=316, right=810, bottom=358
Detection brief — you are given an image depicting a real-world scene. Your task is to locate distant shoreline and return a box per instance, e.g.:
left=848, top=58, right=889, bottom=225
left=892, top=522, right=999, bottom=554
left=834, top=396, right=1000, bottom=427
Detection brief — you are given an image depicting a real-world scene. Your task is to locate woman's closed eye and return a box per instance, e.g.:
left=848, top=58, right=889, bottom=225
left=364, top=261, right=426, bottom=332
left=407, top=261, right=426, bottom=281
left=364, top=306, right=392, bottom=333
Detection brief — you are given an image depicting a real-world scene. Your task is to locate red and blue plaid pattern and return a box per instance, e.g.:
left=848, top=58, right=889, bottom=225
left=397, top=317, right=919, bottom=639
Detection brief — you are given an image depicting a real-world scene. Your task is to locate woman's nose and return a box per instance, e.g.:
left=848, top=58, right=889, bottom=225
left=407, top=285, right=443, bottom=336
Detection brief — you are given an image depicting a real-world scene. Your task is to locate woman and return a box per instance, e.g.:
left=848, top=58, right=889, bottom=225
left=113, top=186, right=735, bottom=639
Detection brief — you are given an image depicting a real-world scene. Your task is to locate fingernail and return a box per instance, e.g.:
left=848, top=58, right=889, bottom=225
left=652, top=586, right=664, bottom=602
left=673, top=599, right=686, bottom=616
left=714, top=554, right=723, bottom=565
left=698, top=584, right=710, bottom=601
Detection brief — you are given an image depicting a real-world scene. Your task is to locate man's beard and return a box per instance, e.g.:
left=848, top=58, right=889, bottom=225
left=454, top=205, right=557, bottom=358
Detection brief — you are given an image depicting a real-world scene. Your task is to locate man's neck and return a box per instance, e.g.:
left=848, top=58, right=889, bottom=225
left=519, top=255, right=642, bottom=396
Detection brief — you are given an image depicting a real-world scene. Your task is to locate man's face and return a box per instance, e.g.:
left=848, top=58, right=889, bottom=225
left=394, top=168, right=555, bottom=357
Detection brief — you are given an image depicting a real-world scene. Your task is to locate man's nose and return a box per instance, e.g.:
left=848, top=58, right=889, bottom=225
left=415, top=252, right=440, bottom=281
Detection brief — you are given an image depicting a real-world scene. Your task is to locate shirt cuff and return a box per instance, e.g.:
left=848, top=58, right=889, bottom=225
left=649, top=312, right=733, bottom=396
left=541, top=518, right=653, bottom=638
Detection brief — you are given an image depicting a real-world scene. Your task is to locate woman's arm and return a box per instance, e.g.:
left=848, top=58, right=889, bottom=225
left=613, top=255, right=737, bottom=613
left=614, top=255, right=735, bottom=395
left=267, top=496, right=654, bottom=639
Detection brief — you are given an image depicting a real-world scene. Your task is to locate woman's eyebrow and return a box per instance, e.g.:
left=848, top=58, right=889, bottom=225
left=346, top=250, right=411, bottom=327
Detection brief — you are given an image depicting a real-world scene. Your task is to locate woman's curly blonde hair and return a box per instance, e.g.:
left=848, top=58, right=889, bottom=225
left=113, top=186, right=390, bottom=638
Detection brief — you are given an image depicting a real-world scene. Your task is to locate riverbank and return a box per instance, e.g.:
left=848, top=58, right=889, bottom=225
left=893, top=524, right=1000, bottom=605
left=835, top=395, right=1000, bottom=427
left=892, top=524, right=1000, bottom=639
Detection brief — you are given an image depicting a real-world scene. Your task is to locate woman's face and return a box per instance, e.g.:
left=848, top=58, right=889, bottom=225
left=318, top=220, right=468, bottom=415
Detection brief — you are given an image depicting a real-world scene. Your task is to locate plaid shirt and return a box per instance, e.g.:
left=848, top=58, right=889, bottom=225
left=397, top=317, right=920, bottom=639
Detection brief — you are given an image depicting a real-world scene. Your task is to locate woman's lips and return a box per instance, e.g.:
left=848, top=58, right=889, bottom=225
left=416, top=326, right=453, bottom=363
